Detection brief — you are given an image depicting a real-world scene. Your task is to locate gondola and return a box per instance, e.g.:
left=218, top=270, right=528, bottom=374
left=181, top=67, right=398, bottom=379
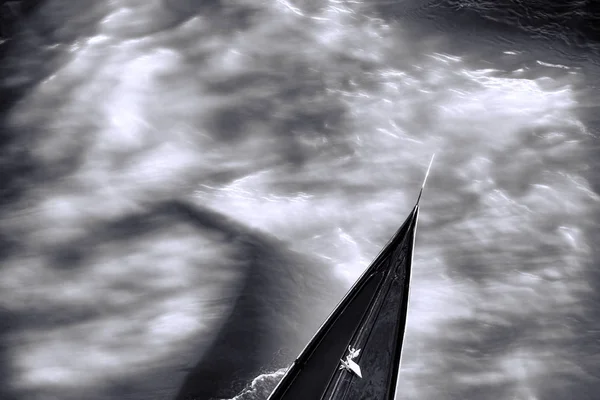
left=267, top=156, right=434, bottom=400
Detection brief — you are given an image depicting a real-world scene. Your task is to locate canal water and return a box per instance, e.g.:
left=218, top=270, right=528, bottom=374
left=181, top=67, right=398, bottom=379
left=1, top=1, right=599, bottom=399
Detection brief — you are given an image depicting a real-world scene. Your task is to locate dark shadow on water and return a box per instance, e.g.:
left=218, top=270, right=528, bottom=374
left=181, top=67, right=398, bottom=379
left=0, top=197, right=342, bottom=400
left=165, top=200, right=344, bottom=399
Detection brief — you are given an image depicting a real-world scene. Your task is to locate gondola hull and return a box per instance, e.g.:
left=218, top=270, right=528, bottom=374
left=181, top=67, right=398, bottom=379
left=267, top=204, right=419, bottom=400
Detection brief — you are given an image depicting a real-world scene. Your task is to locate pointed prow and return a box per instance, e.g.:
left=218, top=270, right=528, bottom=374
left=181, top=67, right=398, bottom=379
left=416, top=154, right=435, bottom=206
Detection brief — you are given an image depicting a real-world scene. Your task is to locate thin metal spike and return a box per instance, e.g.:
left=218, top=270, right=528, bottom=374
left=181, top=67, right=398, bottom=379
left=416, top=154, right=435, bottom=205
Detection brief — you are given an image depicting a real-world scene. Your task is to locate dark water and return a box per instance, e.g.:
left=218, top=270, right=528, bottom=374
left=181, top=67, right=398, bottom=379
left=1, top=1, right=599, bottom=400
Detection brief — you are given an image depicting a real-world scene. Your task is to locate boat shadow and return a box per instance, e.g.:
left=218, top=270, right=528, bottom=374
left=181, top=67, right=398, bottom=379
left=0, top=199, right=343, bottom=400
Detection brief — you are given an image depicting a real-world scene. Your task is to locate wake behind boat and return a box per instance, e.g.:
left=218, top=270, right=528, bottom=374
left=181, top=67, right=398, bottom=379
left=267, top=156, right=434, bottom=400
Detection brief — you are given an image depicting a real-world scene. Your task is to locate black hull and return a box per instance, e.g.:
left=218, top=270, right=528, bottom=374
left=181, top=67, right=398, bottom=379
left=268, top=203, right=420, bottom=400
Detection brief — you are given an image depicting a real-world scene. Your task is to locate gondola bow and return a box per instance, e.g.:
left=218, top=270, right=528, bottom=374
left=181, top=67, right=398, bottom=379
left=267, top=171, right=431, bottom=400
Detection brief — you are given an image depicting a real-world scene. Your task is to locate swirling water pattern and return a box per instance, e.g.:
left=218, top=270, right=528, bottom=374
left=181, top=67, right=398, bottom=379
left=0, top=1, right=599, bottom=399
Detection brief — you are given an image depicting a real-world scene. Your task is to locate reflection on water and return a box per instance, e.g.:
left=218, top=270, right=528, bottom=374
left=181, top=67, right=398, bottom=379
left=1, top=0, right=599, bottom=399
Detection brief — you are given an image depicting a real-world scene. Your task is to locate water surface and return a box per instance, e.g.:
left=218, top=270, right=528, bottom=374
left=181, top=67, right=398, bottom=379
left=1, top=1, right=599, bottom=399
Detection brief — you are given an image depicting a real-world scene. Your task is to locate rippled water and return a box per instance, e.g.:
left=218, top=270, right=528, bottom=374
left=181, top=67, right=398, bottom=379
left=1, top=1, right=599, bottom=400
